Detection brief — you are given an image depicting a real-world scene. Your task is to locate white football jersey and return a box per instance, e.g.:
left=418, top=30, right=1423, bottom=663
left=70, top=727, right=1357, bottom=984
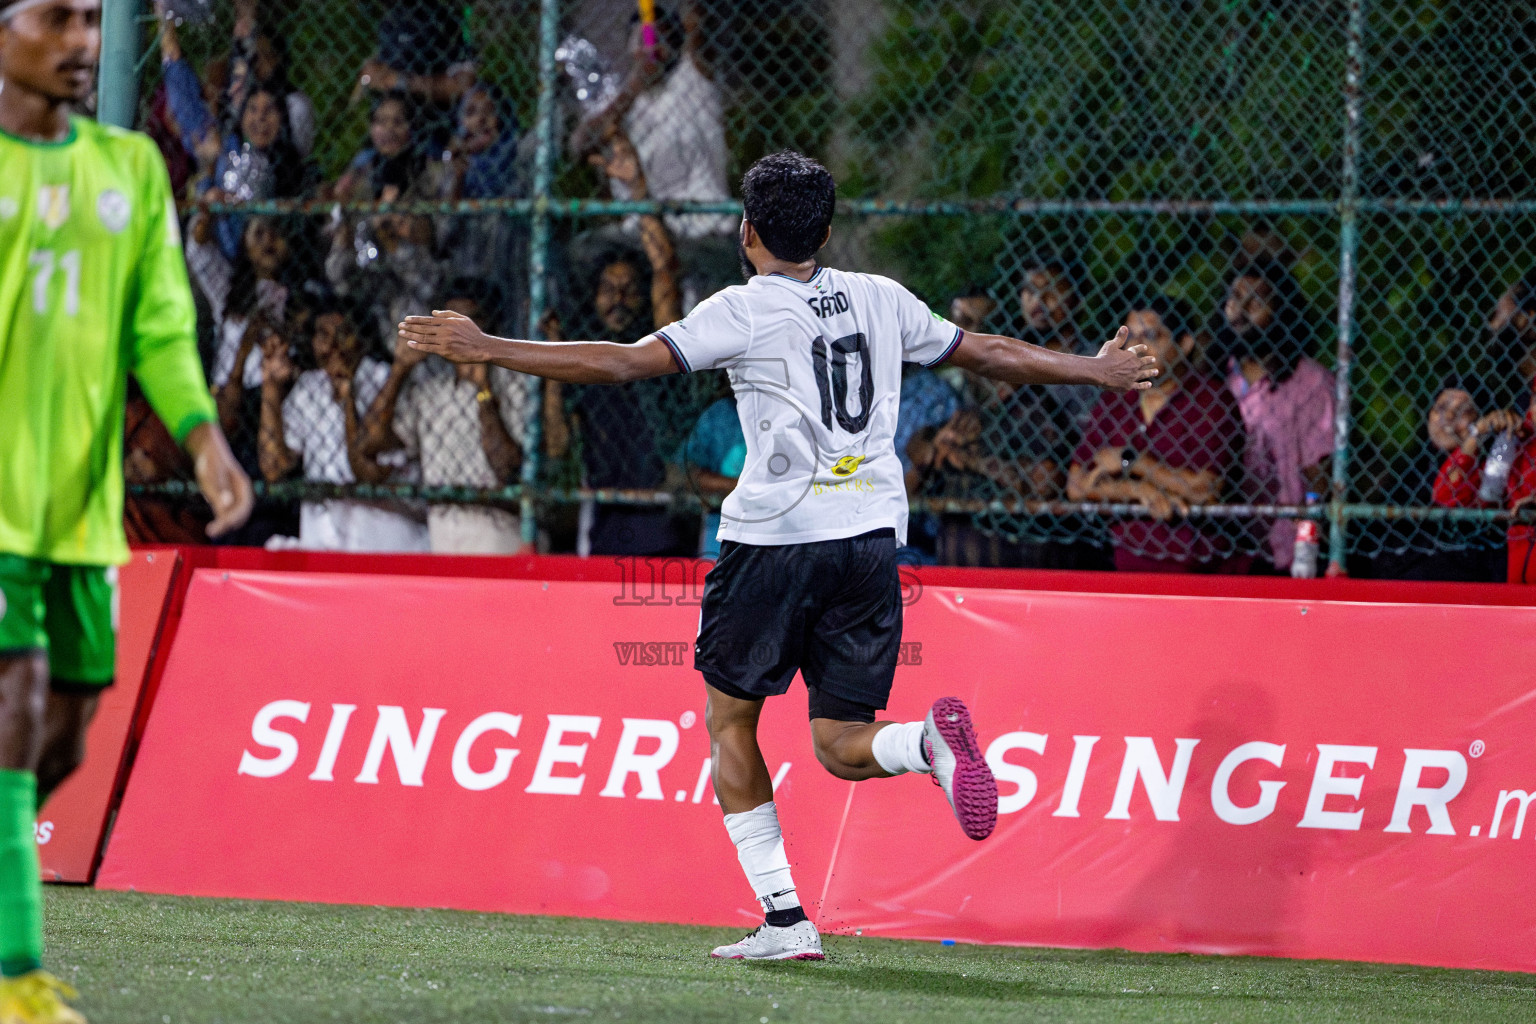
left=656, top=267, right=963, bottom=546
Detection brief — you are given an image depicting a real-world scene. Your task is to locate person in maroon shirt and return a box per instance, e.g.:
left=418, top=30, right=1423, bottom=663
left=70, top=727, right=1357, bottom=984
left=1068, top=298, right=1247, bottom=573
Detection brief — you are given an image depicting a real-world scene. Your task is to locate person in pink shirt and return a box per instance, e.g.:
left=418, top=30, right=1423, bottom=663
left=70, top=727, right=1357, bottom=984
left=1221, top=259, right=1335, bottom=571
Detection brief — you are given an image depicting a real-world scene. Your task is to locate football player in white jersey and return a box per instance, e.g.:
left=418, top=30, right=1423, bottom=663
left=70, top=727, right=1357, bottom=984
left=399, top=151, right=1156, bottom=961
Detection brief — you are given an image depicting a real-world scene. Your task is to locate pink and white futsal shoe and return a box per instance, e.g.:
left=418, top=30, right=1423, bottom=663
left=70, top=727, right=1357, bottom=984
left=924, top=696, right=998, bottom=840
left=710, top=920, right=825, bottom=961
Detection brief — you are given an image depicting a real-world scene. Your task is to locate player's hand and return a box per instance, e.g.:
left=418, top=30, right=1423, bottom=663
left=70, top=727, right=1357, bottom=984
left=398, top=310, right=493, bottom=364
left=184, top=422, right=254, bottom=539
left=1093, top=326, right=1158, bottom=391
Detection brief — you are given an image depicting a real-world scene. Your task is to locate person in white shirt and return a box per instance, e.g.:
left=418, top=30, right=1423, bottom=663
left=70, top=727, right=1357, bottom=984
left=570, top=6, right=736, bottom=306
left=364, top=281, right=532, bottom=554
left=259, top=297, right=428, bottom=552
left=397, top=151, right=1157, bottom=962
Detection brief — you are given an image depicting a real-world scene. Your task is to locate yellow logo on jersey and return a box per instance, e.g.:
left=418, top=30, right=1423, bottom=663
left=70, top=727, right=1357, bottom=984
left=38, top=185, right=70, bottom=230
left=830, top=455, right=866, bottom=477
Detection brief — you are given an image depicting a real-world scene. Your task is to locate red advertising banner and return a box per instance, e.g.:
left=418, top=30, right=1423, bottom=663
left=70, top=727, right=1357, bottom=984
left=98, top=570, right=851, bottom=927
left=39, top=549, right=179, bottom=881
left=820, top=588, right=1536, bottom=972
left=99, top=567, right=1536, bottom=972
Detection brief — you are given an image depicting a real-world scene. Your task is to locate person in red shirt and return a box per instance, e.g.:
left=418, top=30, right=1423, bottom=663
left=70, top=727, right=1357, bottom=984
left=1432, top=384, right=1536, bottom=583
left=1068, top=298, right=1247, bottom=572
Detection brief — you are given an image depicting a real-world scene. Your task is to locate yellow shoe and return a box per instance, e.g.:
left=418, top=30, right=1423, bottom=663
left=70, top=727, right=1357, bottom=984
left=0, top=972, right=86, bottom=1024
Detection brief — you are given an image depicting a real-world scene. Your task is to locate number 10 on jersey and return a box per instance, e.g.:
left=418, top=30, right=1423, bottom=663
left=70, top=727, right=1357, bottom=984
left=811, top=332, right=873, bottom=433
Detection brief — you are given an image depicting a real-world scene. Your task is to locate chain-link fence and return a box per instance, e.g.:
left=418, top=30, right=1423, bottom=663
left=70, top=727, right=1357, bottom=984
left=121, top=0, right=1536, bottom=578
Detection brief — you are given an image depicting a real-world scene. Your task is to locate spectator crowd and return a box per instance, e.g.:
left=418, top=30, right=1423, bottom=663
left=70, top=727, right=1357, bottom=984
left=124, top=1, right=1534, bottom=583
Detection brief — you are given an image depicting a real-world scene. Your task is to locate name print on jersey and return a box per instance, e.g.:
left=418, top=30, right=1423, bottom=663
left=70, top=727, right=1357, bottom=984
left=805, top=290, right=851, bottom=318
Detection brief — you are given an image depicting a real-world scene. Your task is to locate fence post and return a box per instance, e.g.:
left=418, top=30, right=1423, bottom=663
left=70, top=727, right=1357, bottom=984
left=98, top=0, right=142, bottom=128
left=1328, top=0, right=1366, bottom=574
left=520, top=0, right=562, bottom=550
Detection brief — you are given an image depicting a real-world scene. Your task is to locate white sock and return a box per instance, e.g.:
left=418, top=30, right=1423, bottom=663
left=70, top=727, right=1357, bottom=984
left=870, top=721, right=931, bottom=776
left=722, top=801, right=801, bottom=912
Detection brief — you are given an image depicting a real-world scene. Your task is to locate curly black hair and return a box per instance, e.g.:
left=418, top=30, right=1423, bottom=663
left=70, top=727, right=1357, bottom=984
left=1226, top=256, right=1312, bottom=382
left=741, top=151, right=835, bottom=264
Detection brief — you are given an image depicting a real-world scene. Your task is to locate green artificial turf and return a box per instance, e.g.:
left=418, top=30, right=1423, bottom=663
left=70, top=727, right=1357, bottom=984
left=42, top=887, right=1536, bottom=1024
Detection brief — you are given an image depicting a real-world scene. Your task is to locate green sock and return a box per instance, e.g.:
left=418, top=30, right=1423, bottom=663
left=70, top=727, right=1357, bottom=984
left=0, top=768, right=43, bottom=977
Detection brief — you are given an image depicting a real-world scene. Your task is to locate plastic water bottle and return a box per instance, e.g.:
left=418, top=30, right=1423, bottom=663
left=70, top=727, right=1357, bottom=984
left=1291, top=492, right=1320, bottom=579
left=1478, top=431, right=1518, bottom=504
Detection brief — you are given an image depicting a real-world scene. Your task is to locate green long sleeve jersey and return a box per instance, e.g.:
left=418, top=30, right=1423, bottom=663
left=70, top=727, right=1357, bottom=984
left=0, top=116, right=216, bottom=565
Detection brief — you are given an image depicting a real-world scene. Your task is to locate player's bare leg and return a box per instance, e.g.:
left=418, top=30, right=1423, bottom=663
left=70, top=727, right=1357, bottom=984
left=704, top=686, right=823, bottom=961
left=0, top=653, right=49, bottom=771
left=34, top=693, right=98, bottom=804
left=704, top=686, right=772, bottom=814
left=808, top=718, right=897, bottom=780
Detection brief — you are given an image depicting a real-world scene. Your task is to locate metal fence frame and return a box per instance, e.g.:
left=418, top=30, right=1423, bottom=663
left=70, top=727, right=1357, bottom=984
left=105, top=0, right=1536, bottom=565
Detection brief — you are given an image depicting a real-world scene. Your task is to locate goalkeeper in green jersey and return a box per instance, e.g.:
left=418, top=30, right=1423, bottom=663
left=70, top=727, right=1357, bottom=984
left=0, top=0, right=253, bottom=1019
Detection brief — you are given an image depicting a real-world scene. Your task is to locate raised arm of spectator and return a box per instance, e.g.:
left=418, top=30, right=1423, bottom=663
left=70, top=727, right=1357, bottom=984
left=947, top=327, right=1157, bottom=391
left=258, top=334, right=301, bottom=481
left=328, top=370, right=393, bottom=486
left=595, top=128, right=682, bottom=326
left=227, top=0, right=259, bottom=124
left=537, top=313, right=574, bottom=460
left=215, top=314, right=265, bottom=433
left=569, top=39, right=668, bottom=158
left=463, top=364, right=523, bottom=484
left=360, top=334, right=427, bottom=457
left=358, top=58, right=474, bottom=107
left=156, top=3, right=216, bottom=155
left=681, top=0, right=712, bottom=78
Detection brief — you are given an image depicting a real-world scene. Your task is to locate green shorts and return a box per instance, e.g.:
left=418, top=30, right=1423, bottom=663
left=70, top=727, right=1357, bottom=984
left=0, top=554, right=116, bottom=688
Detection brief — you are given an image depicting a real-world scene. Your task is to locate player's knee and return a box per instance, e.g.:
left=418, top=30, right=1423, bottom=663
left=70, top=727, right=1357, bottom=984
left=811, top=731, right=862, bottom=781
left=0, top=654, right=49, bottom=768
left=704, top=693, right=758, bottom=739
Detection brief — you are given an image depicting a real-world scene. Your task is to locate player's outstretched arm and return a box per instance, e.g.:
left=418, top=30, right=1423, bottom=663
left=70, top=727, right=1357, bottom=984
left=947, top=326, right=1158, bottom=391
left=397, top=311, right=680, bottom=384
left=183, top=421, right=255, bottom=538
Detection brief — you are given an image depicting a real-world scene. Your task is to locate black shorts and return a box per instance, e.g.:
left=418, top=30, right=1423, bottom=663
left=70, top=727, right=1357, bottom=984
left=694, top=528, right=902, bottom=722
